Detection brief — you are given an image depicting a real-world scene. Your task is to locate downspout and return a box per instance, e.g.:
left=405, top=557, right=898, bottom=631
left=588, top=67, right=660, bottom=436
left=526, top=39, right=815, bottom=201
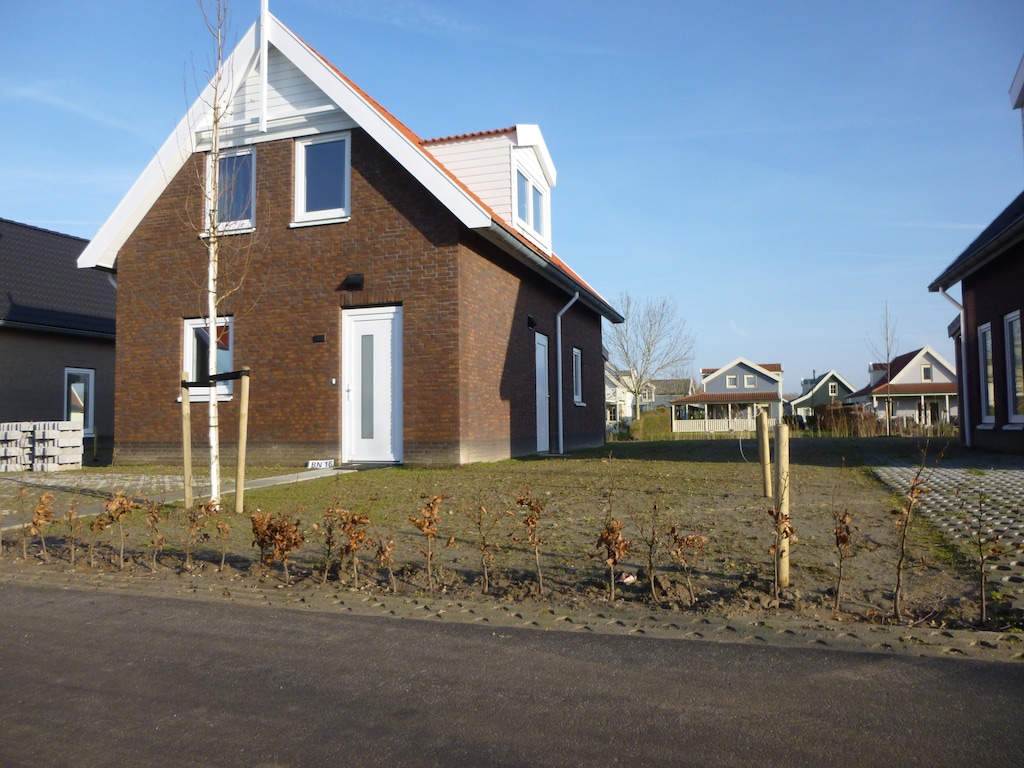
left=939, top=288, right=971, bottom=448
left=555, top=291, right=580, bottom=455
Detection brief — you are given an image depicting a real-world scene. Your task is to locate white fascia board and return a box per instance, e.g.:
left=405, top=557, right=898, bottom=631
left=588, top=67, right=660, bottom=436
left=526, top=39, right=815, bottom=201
left=269, top=18, right=490, bottom=230
left=919, top=345, right=957, bottom=379
left=1011, top=52, right=1024, bottom=110
left=78, top=23, right=260, bottom=270
left=515, top=124, right=556, bottom=187
left=703, top=357, right=780, bottom=386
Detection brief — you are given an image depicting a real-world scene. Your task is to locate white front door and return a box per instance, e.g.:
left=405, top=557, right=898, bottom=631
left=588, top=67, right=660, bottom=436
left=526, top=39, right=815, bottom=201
left=342, top=306, right=403, bottom=463
left=535, top=332, right=550, bottom=453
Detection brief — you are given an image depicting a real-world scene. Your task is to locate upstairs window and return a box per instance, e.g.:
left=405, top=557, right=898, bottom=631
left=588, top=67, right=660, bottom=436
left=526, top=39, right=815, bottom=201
left=208, top=148, right=254, bottom=232
left=744, top=374, right=756, bottom=389
left=1006, top=311, right=1023, bottom=423
left=294, top=132, right=351, bottom=224
left=725, top=374, right=738, bottom=389
left=184, top=317, right=234, bottom=401
left=516, top=170, right=546, bottom=238
left=921, top=364, right=933, bottom=382
left=828, top=381, right=838, bottom=397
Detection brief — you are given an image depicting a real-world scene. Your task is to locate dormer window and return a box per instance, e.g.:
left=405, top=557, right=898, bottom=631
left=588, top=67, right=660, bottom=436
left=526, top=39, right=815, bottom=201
left=516, top=170, right=546, bottom=237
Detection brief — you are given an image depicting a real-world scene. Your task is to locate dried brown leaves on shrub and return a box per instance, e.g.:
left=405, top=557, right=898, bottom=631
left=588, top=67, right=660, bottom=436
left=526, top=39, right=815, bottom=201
left=251, top=509, right=305, bottom=583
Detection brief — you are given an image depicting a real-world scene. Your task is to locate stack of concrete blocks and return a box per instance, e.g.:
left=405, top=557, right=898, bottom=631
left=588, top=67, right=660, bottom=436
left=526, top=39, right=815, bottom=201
left=0, top=422, right=32, bottom=472
left=32, top=421, right=83, bottom=471
left=0, top=421, right=83, bottom=472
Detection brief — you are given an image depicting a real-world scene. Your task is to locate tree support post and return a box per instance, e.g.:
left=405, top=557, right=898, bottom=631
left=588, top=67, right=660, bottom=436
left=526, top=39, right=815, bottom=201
left=757, top=410, right=772, bottom=498
left=774, top=422, right=790, bottom=589
left=234, top=367, right=250, bottom=516
left=181, top=373, right=193, bottom=512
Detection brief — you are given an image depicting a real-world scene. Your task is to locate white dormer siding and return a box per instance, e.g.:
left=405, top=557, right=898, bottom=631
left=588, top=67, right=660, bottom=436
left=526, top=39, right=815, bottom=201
left=427, top=124, right=555, bottom=254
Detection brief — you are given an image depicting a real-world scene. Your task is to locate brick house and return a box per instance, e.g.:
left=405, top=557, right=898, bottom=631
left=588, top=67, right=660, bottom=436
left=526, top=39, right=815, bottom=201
left=927, top=55, right=1024, bottom=453
left=77, top=11, right=620, bottom=467
left=1, top=218, right=115, bottom=445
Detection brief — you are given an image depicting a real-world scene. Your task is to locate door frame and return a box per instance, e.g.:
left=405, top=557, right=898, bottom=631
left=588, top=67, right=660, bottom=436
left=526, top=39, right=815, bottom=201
left=341, top=305, right=403, bottom=463
left=535, top=331, right=550, bottom=453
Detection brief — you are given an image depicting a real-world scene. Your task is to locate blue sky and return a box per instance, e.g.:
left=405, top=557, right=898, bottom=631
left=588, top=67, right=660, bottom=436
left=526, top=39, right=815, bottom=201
left=3, top=1, right=1023, bottom=391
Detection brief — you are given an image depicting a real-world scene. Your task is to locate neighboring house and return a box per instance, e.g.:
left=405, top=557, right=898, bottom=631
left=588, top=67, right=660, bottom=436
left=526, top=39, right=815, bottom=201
left=649, top=378, right=696, bottom=410
left=926, top=56, right=1024, bottom=452
left=844, top=346, right=958, bottom=426
left=790, top=370, right=855, bottom=422
left=670, top=359, right=783, bottom=432
left=0, top=218, right=115, bottom=444
left=604, top=362, right=635, bottom=426
left=76, top=11, right=621, bottom=467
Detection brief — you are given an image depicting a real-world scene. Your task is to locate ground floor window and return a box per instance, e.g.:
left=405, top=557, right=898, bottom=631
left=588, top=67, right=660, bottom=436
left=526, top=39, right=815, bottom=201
left=1006, top=311, right=1023, bottom=423
left=184, top=316, right=234, bottom=400
left=64, top=368, right=94, bottom=437
left=978, top=323, right=994, bottom=423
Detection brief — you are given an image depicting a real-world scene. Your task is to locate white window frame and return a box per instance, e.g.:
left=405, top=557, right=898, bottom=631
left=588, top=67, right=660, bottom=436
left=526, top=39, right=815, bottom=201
left=743, top=374, right=756, bottom=389
left=828, top=381, right=839, bottom=397
left=572, top=347, right=584, bottom=405
left=515, top=169, right=547, bottom=239
left=183, top=316, right=234, bottom=402
left=921, top=364, right=933, bottom=382
left=725, top=374, right=738, bottom=389
left=64, top=367, right=95, bottom=438
left=293, top=131, right=352, bottom=226
left=978, top=323, right=995, bottom=424
left=1005, top=311, right=1023, bottom=424
left=206, top=147, right=255, bottom=233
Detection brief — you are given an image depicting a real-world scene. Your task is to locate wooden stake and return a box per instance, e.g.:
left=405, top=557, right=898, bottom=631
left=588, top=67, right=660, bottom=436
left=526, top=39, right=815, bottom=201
left=181, top=373, right=193, bottom=513
left=234, top=367, right=250, bottom=516
left=757, top=410, right=772, bottom=498
left=774, top=422, right=790, bottom=589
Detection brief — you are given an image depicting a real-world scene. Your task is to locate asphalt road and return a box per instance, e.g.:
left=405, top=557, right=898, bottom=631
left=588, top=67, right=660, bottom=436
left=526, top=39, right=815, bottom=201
left=1, top=584, right=1022, bottom=767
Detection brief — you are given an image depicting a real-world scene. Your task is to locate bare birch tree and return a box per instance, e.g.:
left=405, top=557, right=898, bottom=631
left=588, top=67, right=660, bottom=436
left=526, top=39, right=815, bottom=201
left=867, top=300, right=899, bottom=437
left=607, top=293, right=696, bottom=420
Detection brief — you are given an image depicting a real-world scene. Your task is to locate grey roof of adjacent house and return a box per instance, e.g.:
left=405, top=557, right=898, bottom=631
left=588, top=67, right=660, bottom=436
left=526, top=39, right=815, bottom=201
left=929, top=189, right=1024, bottom=291
left=0, top=218, right=115, bottom=337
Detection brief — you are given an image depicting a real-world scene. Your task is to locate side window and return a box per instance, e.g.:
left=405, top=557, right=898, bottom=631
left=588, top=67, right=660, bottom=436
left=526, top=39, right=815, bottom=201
left=828, top=381, right=838, bottom=397
left=294, top=132, right=351, bottom=224
left=1006, top=311, right=1023, bottom=423
left=572, top=348, right=583, bottom=404
left=184, top=317, right=234, bottom=400
left=725, top=374, right=738, bottom=389
left=743, top=374, right=755, bottom=388
left=64, top=368, right=95, bottom=437
left=921, top=364, right=933, bottom=382
left=979, top=323, right=994, bottom=422
left=208, top=148, right=254, bottom=231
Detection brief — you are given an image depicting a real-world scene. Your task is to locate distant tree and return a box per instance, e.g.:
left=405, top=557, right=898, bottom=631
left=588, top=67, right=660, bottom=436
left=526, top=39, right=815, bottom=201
left=606, top=293, right=696, bottom=421
left=866, top=301, right=899, bottom=436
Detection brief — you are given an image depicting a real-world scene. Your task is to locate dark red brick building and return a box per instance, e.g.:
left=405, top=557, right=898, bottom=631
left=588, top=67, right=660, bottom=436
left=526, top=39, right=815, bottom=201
left=78, top=12, right=621, bottom=467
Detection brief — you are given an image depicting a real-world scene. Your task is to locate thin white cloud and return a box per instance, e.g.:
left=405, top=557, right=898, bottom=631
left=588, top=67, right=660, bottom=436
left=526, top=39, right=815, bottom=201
left=0, top=79, right=151, bottom=138
left=291, top=0, right=485, bottom=36
left=729, top=320, right=748, bottom=338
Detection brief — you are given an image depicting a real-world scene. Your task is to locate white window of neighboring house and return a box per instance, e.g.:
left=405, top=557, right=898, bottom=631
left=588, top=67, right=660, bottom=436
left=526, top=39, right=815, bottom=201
left=64, top=368, right=95, bottom=437
left=921, top=364, right=933, bottom=382
left=1006, top=311, right=1023, bottom=423
left=516, top=170, right=546, bottom=238
left=294, top=132, right=351, bottom=224
left=828, top=381, right=839, bottom=397
left=208, top=147, right=254, bottom=232
left=979, top=323, right=994, bottom=422
left=744, top=374, right=756, bottom=388
left=726, top=374, right=738, bottom=388
left=184, top=317, right=234, bottom=401
left=572, top=348, right=584, bottom=405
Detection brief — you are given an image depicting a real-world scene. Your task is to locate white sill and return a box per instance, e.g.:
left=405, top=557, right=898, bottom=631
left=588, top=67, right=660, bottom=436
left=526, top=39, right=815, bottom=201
left=290, top=216, right=351, bottom=228
left=1003, top=423, right=1024, bottom=430
left=574, top=401, right=586, bottom=407
left=199, top=226, right=255, bottom=238
left=977, top=423, right=994, bottom=430
left=177, top=395, right=234, bottom=403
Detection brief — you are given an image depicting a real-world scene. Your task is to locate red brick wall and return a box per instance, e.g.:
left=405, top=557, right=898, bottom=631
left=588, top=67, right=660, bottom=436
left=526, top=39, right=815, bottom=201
left=113, top=128, right=606, bottom=466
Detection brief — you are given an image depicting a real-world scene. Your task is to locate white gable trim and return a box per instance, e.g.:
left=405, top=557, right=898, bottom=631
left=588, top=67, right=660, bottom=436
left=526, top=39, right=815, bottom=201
left=79, top=12, right=489, bottom=270
left=890, top=345, right=956, bottom=385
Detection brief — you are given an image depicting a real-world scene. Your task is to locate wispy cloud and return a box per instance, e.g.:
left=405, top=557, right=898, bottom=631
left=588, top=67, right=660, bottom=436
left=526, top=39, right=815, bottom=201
left=0, top=79, right=151, bottom=138
left=729, top=320, right=748, bottom=338
left=292, top=0, right=485, bottom=37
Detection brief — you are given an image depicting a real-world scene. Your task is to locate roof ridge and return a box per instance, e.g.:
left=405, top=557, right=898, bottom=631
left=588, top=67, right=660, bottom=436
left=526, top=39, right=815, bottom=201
left=0, top=217, right=89, bottom=244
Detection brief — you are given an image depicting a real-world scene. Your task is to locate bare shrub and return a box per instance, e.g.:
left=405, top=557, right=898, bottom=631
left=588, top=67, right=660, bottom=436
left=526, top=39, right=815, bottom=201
left=251, top=510, right=305, bottom=583
left=596, top=510, right=632, bottom=602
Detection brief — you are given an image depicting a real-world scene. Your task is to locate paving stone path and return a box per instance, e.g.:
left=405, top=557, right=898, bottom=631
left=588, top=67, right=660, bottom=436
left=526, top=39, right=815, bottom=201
left=868, top=452, right=1024, bottom=610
